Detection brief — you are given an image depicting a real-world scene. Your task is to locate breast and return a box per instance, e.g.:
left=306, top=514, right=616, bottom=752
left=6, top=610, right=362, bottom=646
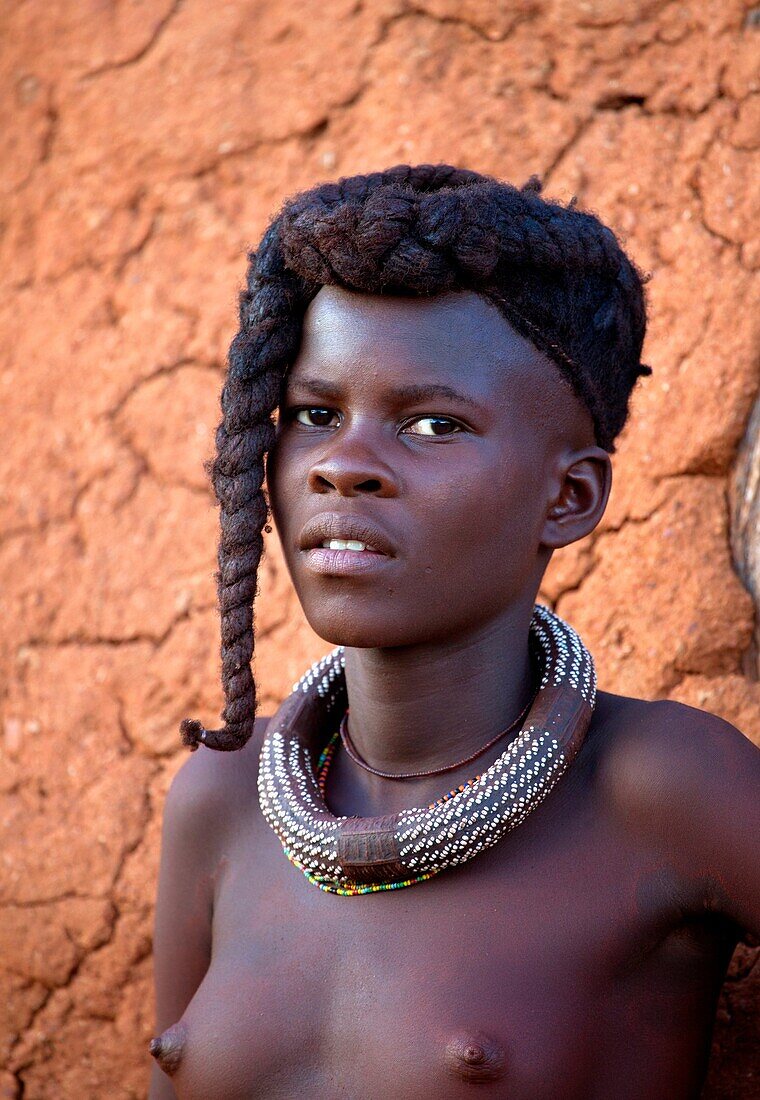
left=161, top=935, right=577, bottom=1100
left=161, top=1005, right=512, bottom=1100
left=165, top=957, right=327, bottom=1100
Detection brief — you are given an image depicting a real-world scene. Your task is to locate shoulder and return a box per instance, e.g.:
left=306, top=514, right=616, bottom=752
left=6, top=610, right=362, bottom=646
left=591, top=692, right=756, bottom=812
left=595, top=693, right=760, bottom=930
left=591, top=693, right=759, bottom=903
left=162, top=716, right=272, bottom=850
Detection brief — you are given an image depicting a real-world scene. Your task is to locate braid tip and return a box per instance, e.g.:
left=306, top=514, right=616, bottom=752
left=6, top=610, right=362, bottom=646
left=180, top=718, right=207, bottom=751
left=522, top=173, right=543, bottom=194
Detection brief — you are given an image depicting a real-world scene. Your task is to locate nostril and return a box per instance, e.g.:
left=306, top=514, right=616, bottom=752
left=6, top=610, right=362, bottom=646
left=310, top=473, right=382, bottom=495
left=308, top=467, right=392, bottom=496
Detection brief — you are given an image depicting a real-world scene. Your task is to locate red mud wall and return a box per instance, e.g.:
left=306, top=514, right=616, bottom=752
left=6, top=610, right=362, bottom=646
left=1, top=2, right=758, bottom=1096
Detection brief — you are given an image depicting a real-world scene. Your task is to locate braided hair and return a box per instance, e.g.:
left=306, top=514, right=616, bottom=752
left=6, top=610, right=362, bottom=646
left=180, top=163, right=652, bottom=753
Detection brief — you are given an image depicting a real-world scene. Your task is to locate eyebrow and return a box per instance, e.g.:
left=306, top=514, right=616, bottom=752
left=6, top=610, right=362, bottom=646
left=286, top=376, right=481, bottom=410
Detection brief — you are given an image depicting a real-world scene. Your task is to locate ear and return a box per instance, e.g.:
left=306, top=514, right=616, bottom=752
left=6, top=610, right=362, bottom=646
left=539, top=446, right=612, bottom=549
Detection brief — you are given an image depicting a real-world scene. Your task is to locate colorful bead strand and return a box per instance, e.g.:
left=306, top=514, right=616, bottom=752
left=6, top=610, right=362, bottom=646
left=289, top=730, right=439, bottom=895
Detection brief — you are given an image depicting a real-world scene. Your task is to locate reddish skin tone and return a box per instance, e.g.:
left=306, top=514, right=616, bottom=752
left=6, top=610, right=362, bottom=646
left=150, top=289, right=760, bottom=1099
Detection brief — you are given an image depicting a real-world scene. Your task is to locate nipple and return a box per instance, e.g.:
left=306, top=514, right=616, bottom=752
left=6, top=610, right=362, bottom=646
left=149, top=1020, right=188, bottom=1077
left=445, top=1033, right=506, bottom=1083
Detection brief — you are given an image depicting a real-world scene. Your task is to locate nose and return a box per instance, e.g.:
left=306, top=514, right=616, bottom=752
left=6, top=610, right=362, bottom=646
left=307, top=429, right=399, bottom=498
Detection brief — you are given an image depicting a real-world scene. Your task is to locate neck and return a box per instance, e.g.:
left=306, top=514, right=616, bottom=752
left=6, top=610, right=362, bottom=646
left=341, top=598, right=537, bottom=780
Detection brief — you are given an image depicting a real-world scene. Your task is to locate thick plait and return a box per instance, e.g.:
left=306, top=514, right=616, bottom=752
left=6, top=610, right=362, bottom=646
left=278, top=168, right=650, bottom=450
left=180, top=223, right=315, bottom=751
left=182, top=163, right=651, bottom=751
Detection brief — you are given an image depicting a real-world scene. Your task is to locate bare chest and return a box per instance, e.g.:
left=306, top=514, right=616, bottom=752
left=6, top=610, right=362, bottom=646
left=169, top=788, right=731, bottom=1100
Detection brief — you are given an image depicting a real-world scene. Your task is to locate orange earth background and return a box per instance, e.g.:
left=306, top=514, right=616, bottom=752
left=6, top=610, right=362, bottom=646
left=1, top=1, right=759, bottom=1096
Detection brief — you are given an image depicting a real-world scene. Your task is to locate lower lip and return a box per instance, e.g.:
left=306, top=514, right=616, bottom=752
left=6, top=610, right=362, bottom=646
left=303, top=548, right=392, bottom=577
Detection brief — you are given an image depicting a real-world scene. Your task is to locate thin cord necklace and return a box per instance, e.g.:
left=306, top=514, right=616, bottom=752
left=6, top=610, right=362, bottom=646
left=338, top=688, right=536, bottom=780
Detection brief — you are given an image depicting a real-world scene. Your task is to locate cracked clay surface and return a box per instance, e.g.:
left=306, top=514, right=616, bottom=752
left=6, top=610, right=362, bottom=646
left=1, top=1, right=758, bottom=1096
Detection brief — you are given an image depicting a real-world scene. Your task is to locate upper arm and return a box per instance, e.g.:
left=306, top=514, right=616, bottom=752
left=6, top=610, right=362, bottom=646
left=603, top=700, right=760, bottom=938
left=149, top=752, right=219, bottom=1097
left=148, top=719, right=269, bottom=1099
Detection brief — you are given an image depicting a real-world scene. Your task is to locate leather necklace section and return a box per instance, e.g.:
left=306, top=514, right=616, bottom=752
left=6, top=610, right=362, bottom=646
left=257, top=604, right=596, bottom=895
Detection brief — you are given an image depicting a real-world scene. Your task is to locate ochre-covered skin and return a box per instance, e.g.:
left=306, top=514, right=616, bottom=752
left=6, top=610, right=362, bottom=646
left=150, top=292, right=760, bottom=1098
left=150, top=696, right=753, bottom=1098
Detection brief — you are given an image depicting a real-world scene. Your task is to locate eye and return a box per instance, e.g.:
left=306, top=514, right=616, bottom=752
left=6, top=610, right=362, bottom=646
left=294, top=407, right=340, bottom=428
left=402, top=415, right=463, bottom=437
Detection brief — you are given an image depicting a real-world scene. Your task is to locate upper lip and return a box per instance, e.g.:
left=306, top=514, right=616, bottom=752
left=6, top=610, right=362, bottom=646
left=299, top=512, right=396, bottom=556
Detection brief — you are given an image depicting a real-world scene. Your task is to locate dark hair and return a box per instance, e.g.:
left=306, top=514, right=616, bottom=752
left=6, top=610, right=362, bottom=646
left=180, top=163, right=651, bottom=753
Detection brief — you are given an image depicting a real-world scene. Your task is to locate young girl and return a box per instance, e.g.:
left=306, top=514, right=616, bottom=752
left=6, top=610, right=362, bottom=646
left=149, top=165, right=759, bottom=1098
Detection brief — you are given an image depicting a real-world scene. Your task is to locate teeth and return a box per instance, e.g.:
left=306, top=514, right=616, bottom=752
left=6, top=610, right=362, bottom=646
left=321, top=539, right=367, bottom=551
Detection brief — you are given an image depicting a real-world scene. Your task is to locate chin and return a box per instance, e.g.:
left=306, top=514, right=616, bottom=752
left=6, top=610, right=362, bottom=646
left=304, top=616, right=404, bottom=650
left=299, top=602, right=423, bottom=651
left=299, top=597, right=482, bottom=651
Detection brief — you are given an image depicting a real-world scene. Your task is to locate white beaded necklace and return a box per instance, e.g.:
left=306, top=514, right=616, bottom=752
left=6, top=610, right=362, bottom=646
left=258, top=603, right=596, bottom=895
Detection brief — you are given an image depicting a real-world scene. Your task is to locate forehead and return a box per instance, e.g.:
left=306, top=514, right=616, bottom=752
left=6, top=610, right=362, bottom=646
left=287, top=286, right=593, bottom=447
left=290, top=286, right=543, bottom=395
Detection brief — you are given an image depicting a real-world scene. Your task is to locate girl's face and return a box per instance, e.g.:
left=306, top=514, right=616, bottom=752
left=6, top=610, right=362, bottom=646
left=267, top=286, right=600, bottom=649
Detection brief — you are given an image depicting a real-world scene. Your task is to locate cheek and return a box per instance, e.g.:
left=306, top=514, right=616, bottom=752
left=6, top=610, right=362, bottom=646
left=266, top=439, right=303, bottom=532
left=413, top=448, right=544, bottom=562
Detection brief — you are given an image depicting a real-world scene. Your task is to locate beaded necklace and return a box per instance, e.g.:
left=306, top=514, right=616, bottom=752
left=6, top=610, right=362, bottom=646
left=259, top=603, right=596, bottom=897
left=282, top=731, right=497, bottom=896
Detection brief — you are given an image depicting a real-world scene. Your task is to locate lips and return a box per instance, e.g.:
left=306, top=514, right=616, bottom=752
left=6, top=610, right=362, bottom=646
left=299, top=512, right=396, bottom=557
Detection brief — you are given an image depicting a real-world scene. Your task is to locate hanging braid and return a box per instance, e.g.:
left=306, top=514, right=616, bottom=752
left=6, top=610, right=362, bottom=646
left=180, top=163, right=652, bottom=752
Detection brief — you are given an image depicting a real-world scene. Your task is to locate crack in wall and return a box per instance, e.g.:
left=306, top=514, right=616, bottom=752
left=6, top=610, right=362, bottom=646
left=6, top=753, right=158, bottom=1085
left=730, top=393, right=760, bottom=677
left=80, top=0, right=185, bottom=80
